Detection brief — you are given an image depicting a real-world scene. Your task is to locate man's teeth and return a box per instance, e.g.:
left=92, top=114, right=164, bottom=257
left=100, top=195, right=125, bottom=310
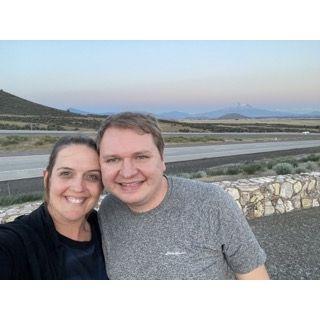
left=121, top=182, right=141, bottom=186
left=66, top=197, right=85, bottom=204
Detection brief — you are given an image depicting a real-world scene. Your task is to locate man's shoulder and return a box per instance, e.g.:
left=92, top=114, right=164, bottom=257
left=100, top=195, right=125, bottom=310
left=99, top=193, right=124, bottom=211
left=168, top=176, right=235, bottom=206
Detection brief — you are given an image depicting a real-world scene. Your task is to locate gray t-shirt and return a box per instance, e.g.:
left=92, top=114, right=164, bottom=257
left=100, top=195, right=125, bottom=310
left=98, top=176, right=266, bottom=279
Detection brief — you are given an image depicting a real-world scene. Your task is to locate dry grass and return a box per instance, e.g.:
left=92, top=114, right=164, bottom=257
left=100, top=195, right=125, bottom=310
left=181, top=118, right=320, bottom=126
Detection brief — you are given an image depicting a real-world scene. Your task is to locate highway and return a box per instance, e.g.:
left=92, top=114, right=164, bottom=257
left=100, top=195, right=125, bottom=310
left=1, top=129, right=320, bottom=138
left=1, top=139, right=320, bottom=181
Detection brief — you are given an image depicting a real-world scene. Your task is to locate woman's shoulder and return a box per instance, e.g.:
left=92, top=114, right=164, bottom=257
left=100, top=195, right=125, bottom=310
left=0, top=204, right=50, bottom=243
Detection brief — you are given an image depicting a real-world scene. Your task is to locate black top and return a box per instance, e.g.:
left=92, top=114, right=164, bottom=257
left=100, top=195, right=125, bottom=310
left=57, top=224, right=108, bottom=280
left=0, top=204, right=108, bottom=280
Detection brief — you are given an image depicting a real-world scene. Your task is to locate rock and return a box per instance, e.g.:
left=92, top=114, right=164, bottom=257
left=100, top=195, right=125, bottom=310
left=226, top=187, right=240, bottom=200
left=240, top=192, right=250, bottom=206
left=237, top=184, right=259, bottom=192
left=276, top=199, right=285, bottom=213
left=302, top=198, right=312, bottom=208
left=250, top=191, right=264, bottom=203
left=307, top=179, right=316, bottom=192
left=265, top=200, right=275, bottom=216
left=284, top=200, right=294, bottom=212
left=272, top=183, right=280, bottom=196
left=4, top=214, right=21, bottom=223
left=293, top=181, right=302, bottom=194
left=280, top=182, right=294, bottom=199
left=292, top=195, right=301, bottom=209
left=267, top=184, right=274, bottom=194
left=254, top=202, right=264, bottom=218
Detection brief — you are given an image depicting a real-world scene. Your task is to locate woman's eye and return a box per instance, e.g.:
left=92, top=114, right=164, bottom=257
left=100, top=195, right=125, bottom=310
left=59, top=171, right=72, bottom=177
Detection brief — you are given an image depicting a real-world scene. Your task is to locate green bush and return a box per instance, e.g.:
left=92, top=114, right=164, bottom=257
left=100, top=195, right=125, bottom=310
left=280, top=157, right=299, bottom=167
left=34, top=135, right=59, bottom=146
left=177, top=172, right=192, bottom=179
left=273, top=162, right=294, bottom=175
left=225, top=166, right=241, bottom=175
left=0, top=135, right=29, bottom=146
left=266, top=160, right=276, bottom=169
left=241, top=163, right=263, bottom=174
left=294, top=165, right=307, bottom=174
left=190, top=170, right=207, bottom=178
left=206, top=167, right=225, bottom=176
left=305, top=161, right=318, bottom=171
left=0, top=193, right=43, bottom=207
left=305, top=154, right=320, bottom=162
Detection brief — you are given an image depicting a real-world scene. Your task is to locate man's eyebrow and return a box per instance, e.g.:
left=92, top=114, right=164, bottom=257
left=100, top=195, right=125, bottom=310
left=101, top=151, right=151, bottom=159
left=56, top=167, right=73, bottom=170
left=101, top=154, right=119, bottom=160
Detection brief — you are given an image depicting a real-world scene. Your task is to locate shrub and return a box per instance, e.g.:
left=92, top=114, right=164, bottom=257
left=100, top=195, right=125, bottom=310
left=206, top=167, right=225, bottom=176
left=0, top=135, right=29, bottom=146
left=280, top=157, right=299, bottom=167
left=305, top=154, right=320, bottom=162
left=177, top=172, right=192, bottom=179
left=241, top=163, right=263, bottom=175
left=225, top=166, right=241, bottom=175
left=0, top=192, right=43, bottom=207
left=34, top=136, right=59, bottom=146
left=273, top=162, right=294, bottom=175
left=305, top=161, right=318, bottom=171
left=294, top=165, right=307, bottom=174
left=266, top=160, right=276, bottom=169
left=190, top=170, right=207, bottom=179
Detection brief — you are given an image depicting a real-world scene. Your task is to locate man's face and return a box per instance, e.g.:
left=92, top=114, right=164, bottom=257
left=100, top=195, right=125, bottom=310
left=99, top=127, right=167, bottom=212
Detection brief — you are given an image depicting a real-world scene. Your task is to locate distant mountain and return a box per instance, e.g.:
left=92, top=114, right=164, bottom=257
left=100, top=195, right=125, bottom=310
left=218, top=113, right=250, bottom=120
left=67, top=107, right=91, bottom=115
left=156, top=111, right=192, bottom=120
left=0, top=89, right=76, bottom=116
left=303, top=111, right=320, bottom=118
left=157, top=104, right=320, bottom=120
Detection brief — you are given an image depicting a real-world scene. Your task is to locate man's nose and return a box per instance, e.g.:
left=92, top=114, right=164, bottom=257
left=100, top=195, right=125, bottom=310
left=120, top=159, right=138, bottom=178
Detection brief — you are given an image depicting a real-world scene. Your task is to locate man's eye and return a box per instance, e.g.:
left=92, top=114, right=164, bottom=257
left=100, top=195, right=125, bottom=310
left=59, top=171, right=72, bottom=177
left=86, top=174, right=101, bottom=182
left=106, top=158, right=119, bottom=163
left=136, top=155, right=149, bottom=160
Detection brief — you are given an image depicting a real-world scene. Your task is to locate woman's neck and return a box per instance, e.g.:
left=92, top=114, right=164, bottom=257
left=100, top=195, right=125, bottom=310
left=53, top=217, right=92, bottom=241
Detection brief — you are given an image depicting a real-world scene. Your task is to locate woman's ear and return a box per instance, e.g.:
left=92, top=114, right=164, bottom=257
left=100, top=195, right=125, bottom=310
left=43, top=170, right=48, bottom=189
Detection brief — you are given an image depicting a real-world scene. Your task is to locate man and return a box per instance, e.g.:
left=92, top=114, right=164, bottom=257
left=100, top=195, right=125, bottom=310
left=97, top=112, right=269, bottom=280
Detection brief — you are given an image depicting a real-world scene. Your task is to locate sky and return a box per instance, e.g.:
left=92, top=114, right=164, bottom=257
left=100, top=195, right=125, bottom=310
left=1, top=40, right=320, bottom=114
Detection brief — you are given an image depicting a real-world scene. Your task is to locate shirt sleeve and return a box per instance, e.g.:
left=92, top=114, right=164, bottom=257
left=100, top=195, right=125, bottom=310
left=213, top=187, right=267, bottom=274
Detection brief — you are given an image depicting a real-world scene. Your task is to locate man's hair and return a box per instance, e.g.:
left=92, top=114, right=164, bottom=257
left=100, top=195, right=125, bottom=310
left=96, top=112, right=164, bottom=158
left=44, top=135, right=98, bottom=202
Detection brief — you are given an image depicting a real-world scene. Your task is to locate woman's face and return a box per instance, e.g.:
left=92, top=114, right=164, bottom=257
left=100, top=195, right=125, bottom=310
left=44, top=144, right=103, bottom=224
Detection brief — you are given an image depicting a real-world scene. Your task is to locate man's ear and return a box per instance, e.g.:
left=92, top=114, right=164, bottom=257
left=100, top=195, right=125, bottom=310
left=162, top=160, right=166, bottom=173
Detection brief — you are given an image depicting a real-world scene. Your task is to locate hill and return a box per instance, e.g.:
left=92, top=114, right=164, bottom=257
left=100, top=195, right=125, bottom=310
left=218, top=113, right=250, bottom=120
left=0, top=89, right=74, bottom=116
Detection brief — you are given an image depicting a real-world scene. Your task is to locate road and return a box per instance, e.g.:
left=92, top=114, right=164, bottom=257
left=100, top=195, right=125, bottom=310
left=1, top=139, right=320, bottom=181
left=249, top=206, right=320, bottom=280
left=1, top=129, right=320, bottom=138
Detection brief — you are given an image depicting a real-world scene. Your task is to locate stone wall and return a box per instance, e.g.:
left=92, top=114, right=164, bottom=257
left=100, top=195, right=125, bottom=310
left=1, top=172, right=320, bottom=223
left=216, top=172, right=320, bottom=219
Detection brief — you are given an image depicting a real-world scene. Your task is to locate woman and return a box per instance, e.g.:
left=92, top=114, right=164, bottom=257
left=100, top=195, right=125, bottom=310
left=0, top=136, right=108, bottom=279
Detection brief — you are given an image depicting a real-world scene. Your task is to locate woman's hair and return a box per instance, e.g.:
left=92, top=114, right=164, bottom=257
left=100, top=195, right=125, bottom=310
left=44, top=135, right=98, bottom=202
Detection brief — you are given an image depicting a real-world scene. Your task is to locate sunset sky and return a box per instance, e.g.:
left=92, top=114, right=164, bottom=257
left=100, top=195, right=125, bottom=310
left=1, top=40, right=319, bottom=114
